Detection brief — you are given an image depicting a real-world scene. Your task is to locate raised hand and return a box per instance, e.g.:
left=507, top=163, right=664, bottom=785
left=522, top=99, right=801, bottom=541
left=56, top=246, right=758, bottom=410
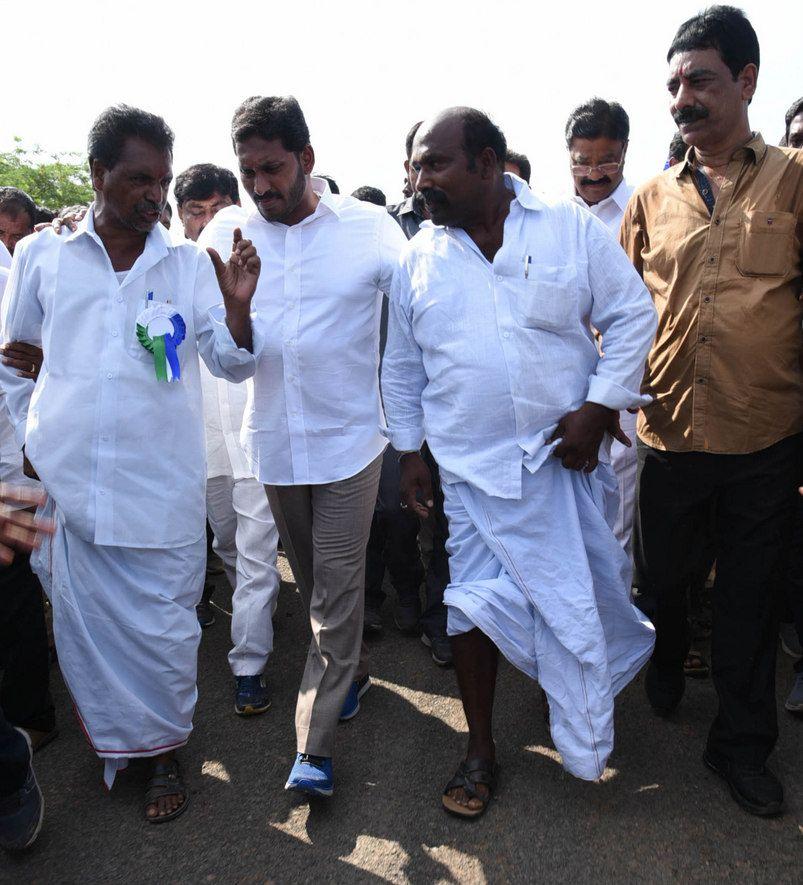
left=207, top=227, right=260, bottom=309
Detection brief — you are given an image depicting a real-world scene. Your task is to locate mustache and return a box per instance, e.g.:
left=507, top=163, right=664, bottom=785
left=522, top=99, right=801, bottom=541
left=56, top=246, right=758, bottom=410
left=254, top=190, right=282, bottom=201
left=673, top=106, right=709, bottom=126
left=138, top=201, right=161, bottom=213
left=420, top=187, right=448, bottom=205
left=581, top=176, right=611, bottom=187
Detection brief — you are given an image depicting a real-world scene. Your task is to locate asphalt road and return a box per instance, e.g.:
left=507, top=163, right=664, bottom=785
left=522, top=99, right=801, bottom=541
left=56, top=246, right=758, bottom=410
left=2, top=555, right=801, bottom=883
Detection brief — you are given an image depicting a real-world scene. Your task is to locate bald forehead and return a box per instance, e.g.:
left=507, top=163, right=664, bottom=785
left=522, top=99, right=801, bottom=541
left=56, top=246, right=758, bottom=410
left=414, top=115, right=464, bottom=155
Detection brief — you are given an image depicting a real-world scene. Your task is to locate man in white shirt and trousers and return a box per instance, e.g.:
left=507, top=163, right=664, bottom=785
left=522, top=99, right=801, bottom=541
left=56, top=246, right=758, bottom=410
left=174, top=163, right=280, bottom=717
left=565, top=98, right=637, bottom=554
left=382, top=108, right=657, bottom=819
left=0, top=105, right=262, bottom=823
left=201, top=96, right=406, bottom=798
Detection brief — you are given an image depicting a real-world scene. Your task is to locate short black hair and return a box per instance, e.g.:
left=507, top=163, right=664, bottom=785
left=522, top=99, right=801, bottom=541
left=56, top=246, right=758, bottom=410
left=460, top=108, right=507, bottom=170
left=668, top=131, right=687, bottom=163
left=231, top=95, right=310, bottom=153
left=0, top=187, right=36, bottom=227
left=405, top=121, right=423, bottom=160
left=565, top=98, right=630, bottom=146
left=351, top=186, right=386, bottom=206
left=667, top=5, right=759, bottom=79
left=87, top=104, right=174, bottom=170
left=318, top=174, right=339, bottom=194
left=505, top=150, right=531, bottom=184
left=34, top=205, right=57, bottom=225
left=782, top=96, right=803, bottom=145
left=174, top=164, right=239, bottom=207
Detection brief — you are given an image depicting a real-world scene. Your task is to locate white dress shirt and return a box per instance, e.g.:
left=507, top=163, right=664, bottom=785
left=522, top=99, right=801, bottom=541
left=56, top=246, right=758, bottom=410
left=0, top=206, right=259, bottom=548
left=571, top=178, right=634, bottom=234
left=0, top=241, right=11, bottom=270
left=381, top=174, right=657, bottom=500
left=200, top=178, right=407, bottom=486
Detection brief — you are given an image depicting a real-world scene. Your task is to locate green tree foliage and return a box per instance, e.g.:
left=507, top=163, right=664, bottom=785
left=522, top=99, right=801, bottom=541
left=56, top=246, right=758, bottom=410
left=0, top=137, right=93, bottom=210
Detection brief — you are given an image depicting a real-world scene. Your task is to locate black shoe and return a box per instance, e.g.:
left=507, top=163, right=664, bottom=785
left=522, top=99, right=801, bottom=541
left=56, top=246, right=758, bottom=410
left=394, top=600, right=421, bottom=635
left=363, top=604, right=383, bottom=636
left=703, top=750, right=784, bottom=817
left=645, top=660, right=684, bottom=717
left=196, top=600, right=216, bottom=628
left=422, top=631, right=453, bottom=666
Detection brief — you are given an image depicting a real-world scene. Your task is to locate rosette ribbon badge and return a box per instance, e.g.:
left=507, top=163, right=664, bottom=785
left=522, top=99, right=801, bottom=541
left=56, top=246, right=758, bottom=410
left=136, top=296, right=186, bottom=382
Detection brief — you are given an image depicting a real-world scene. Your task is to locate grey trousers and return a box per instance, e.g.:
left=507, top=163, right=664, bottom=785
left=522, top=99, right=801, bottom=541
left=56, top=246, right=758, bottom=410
left=266, top=453, right=382, bottom=756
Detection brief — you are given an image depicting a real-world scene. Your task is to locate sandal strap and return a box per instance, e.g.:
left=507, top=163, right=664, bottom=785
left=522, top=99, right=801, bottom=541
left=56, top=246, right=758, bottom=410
left=443, top=758, right=497, bottom=800
left=145, top=761, right=185, bottom=802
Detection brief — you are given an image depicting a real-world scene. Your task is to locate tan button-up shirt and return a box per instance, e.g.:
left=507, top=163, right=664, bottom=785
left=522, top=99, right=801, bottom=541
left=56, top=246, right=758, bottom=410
left=620, top=133, right=803, bottom=454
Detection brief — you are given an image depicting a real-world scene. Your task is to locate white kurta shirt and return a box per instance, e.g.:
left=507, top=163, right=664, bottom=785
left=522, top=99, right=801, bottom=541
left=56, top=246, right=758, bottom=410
left=381, top=174, right=657, bottom=500
left=0, top=241, right=11, bottom=270
left=200, top=178, right=407, bottom=486
left=571, top=178, right=634, bottom=234
left=0, top=207, right=260, bottom=548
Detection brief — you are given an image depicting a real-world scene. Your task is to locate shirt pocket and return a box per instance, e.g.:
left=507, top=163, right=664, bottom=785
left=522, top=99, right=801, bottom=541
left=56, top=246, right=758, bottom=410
left=736, top=210, right=795, bottom=277
left=509, top=265, right=578, bottom=332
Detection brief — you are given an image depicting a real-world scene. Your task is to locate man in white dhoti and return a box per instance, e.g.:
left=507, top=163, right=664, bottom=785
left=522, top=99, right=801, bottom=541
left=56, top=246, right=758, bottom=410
left=0, top=105, right=261, bottom=822
left=381, top=108, right=658, bottom=819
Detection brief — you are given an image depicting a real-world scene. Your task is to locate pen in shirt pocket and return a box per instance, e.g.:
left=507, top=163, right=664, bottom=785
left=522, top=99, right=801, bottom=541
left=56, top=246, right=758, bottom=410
left=523, top=255, right=531, bottom=279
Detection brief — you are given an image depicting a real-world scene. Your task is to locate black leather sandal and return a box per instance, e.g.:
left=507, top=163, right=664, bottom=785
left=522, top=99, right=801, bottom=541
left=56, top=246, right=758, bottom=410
left=144, top=758, right=190, bottom=824
left=441, top=758, right=499, bottom=819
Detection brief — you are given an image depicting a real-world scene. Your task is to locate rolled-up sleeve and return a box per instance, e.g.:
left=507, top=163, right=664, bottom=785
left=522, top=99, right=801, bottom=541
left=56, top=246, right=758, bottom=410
left=381, top=259, right=428, bottom=452
left=584, top=215, right=657, bottom=411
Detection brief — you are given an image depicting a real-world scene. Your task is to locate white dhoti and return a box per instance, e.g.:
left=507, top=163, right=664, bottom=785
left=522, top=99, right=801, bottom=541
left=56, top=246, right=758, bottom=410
left=442, top=458, right=654, bottom=781
left=34, top=518, right=205, bottom=787
left=205, top=474, right=281, bottom=676
left=610, top=409, right=638, bottom=555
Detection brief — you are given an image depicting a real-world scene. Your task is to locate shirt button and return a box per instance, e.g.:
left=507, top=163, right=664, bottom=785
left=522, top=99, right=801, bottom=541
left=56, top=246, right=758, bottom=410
left=700, top=336, right=707, bottom=343
left=714, top=217, right=721, bottom=225
left=496, top=275, right=503, bottom=282
left=98, top=489, right=106, bottom=496
left=697, top=378, right=706, bottom=384
left=707, top=256, right=716, bottom=264
left=111, top=330, right=119, bottom=337
left=502, top=332, right=511, bottom=339
left=117, top=297, right=123, bottom=303
left=106, top=372, right=113, bottom=379
left=703, top=296, right=712, bottom=303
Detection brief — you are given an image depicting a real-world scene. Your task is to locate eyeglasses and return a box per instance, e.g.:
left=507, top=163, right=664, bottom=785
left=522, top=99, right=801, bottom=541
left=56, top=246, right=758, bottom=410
left=569, top=156, right=624, bottom=177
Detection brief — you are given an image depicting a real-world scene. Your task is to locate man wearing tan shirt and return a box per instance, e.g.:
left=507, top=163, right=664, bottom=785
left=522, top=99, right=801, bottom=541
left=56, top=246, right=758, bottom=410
left=620, top=6, right=803, bottom=818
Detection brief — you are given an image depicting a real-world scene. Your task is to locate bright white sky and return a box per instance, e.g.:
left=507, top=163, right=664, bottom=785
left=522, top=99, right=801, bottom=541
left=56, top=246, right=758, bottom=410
left=3, top=0, right=802, bottom=218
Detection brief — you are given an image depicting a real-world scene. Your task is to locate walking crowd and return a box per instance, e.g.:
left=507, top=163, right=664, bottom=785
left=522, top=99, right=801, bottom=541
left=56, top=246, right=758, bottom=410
left=1, top=3, right=802, bottom=851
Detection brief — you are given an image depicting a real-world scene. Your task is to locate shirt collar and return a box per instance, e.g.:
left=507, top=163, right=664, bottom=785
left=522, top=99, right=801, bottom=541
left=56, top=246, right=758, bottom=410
left=570, top=178, right=631, bottom=213
left=67, top=203, right=171, bottom=284
left=505, top=171, right=545, bottom=211
left=674, top=132, right=767, bottom=178
left=310, top=176, right=342, bottom=219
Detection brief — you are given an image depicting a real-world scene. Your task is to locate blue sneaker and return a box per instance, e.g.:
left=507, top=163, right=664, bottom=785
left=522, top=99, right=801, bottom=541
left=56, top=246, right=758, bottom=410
left=234, top=675, right=271, bottom=716
left=284, top=753, right=333, bottom=797
left=339, top=674, right=371, bottom=721
left=0, top=730, right=43, bottom=852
